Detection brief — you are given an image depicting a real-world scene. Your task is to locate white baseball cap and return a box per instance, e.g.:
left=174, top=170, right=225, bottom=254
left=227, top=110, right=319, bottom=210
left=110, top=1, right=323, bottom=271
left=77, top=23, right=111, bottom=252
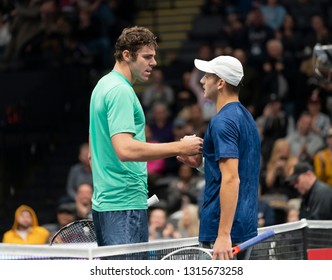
left=194, top=55, right=244, bottom=86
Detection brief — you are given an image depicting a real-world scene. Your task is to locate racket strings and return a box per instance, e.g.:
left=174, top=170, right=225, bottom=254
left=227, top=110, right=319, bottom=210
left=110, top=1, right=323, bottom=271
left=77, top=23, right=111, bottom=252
left=51, top=219, right=96, bottom=245
left=161, top=247, right=213, bottom=260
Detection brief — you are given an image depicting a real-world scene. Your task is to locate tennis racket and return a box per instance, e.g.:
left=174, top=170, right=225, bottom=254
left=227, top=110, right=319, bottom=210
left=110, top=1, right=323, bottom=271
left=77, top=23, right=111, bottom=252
left=50, top=195, right=160, bottom=246
left=50, top=219, right=96, bottom=246
left=161, top=229, right=275, bottom=260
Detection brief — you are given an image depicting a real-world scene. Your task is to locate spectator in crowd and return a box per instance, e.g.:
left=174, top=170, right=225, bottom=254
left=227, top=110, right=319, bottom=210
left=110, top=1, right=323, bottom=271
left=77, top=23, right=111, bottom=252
left=188, top=42, right=216, bottom=121
left=172, top=70, right=197, bottom=115
left=221, top=12, right=246, bottom=50
left=70, top=4, right=111, bottom=72
left=65, top=142, right=92, bottom=202
left=75, top=182, right=93, bottom=219
left=260, top=0, right=287, bottom=31
left=256, top=93, right=295, bottom=168
left=43, top=202, right=77, bottom=243
left=177, top=203, right=200, bottom=238
left=233, top=47, right=261, bottom=117
left=172, top=117, right=193, bottom=142
left=166, top=163, right=202, bottom=214
left=242, top=7, right=275, bottom=68
left=262, top=138, right=299, bottom=199
left=0, top=0, right=71, bottom=70
left=306, top=89, right=330, bottom=138
left=141, top=67, right=175, bottom=113
left=261, top=38, right=297, bottom=117
left=286, top=161, right=332, bottom=220
left=285, top=0, right=323, bottom=33
left=2, top=204, right=49, bottom=244
left=313, top=127, right=332, bottom=186
left=303, top=14, right=332, bottom=50
left=275, top=14, right=304, bottom=61
left=147, top=102, right=174, bottom=143
left=0, top=0, right=43, bottom=69
left=286, top=111, right=324, bottom=163
left=177, top=103, right=207, bottom=138
left=148, top=206, right=181, bottom=240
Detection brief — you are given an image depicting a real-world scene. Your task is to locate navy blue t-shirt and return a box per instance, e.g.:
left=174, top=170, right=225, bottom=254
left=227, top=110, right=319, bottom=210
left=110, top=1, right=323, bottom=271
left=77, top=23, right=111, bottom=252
left=199, top=102, right=261, bottom=243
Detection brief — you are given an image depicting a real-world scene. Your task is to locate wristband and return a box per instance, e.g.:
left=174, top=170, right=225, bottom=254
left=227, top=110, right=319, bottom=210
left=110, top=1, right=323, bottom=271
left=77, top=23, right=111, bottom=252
left=196, top=157, right=205, bottom=174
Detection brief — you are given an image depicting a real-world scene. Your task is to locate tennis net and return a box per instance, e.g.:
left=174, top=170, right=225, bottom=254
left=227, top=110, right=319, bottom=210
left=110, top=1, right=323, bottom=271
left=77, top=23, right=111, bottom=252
left=1, top=219, right=331, bottom=260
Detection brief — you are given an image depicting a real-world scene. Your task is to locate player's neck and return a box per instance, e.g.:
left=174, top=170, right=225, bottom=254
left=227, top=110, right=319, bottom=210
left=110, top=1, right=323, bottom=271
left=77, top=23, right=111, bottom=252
left=113, top=62, right=134, bottom=84
left=216, top=94, right=239, bottom=111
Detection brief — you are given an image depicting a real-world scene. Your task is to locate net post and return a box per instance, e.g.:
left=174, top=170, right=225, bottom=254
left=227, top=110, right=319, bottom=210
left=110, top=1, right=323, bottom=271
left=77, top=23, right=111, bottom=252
left=302, top=223, right=309, bottom=260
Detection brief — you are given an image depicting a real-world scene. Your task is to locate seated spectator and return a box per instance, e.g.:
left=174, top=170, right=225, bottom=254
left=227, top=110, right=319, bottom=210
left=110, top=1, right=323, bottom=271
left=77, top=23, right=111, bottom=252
left=65, top=142, right=92, bottom=202
left=176, top=204, right=200, bottom=238
left=286, top=111, right=324, bottom=164
left=43, top=202, right=77, bottom=243
left=306, top=89, right=330, bottom=138
left=172, top=71, right=197, bottom=115
left=263, top=138, right=299, bottom=199
left=188, top=43, right=216, bottom=121
left=2, top=205, right=49, bottom=244
left=148, top=206, right=181, bottom=241
left=70, top=4, right=111, bottom=72
left=75, top=183, right=93, bottom=219
left=260, top=38, right=297, bottom=117
left=147, top=102, right=174, bottom=143
left=177, top=103, right=208, bottom=138
left=233, top=48, right=262, bottom=117
left=221, top=12, right=246, bottom=50
left=286, top=161, right=332, bottom=220
left=242, top=7, right=275, bottom=68
left=275, top=14, right=304, bottom=60
left=166, top=163, right=202, bottom=214
left=141, top=67, right=175, bottom=113
left=256, top=94, right=295, bottom=168
left=260, top=0, right=287, bottom=31
left=285, top=0, right=323, bottom=33
left=0, top=0, right=44, bottom=69
left=313, top=128, right=332, bottom=186
left=303, top=14, right=332, bottom=50
left=1, top=0, right=71, bottom=70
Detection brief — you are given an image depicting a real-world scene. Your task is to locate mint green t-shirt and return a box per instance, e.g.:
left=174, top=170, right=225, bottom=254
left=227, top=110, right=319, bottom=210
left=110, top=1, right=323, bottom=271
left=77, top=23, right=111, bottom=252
left=89, top=71, right=148, bottom=211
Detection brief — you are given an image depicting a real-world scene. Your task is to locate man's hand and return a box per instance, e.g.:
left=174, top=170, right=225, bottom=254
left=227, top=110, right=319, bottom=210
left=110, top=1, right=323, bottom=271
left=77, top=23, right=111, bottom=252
left=177, top=154, right=203, bottom=168
left=179, top=135, right=203, bottom=156
left=212, top=234, right=233, bottom=260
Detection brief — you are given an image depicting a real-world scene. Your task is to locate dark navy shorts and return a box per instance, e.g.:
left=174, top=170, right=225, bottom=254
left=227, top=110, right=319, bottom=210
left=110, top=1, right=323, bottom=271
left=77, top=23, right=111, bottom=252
left=92, top=209, right=148, bottom=246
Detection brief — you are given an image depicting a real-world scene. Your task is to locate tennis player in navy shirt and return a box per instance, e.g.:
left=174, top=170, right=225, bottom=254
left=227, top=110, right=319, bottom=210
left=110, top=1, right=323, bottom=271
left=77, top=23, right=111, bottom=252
left=178, top=55, right=261, bottom=260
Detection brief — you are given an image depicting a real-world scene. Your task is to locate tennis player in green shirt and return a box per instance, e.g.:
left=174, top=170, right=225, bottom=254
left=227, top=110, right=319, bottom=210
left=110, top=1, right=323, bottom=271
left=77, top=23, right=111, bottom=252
left=89, top=26, right=203, bottom=247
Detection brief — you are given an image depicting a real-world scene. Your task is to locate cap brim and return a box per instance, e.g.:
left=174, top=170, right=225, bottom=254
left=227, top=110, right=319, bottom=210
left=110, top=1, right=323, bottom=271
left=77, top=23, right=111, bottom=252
left=285, top=174, right=298, bottom=184
left=194, top=59, right=214, bottom=74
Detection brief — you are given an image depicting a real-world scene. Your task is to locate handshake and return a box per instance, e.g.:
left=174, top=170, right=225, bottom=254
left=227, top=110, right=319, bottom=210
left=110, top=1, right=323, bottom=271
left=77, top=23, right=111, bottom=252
left=179, top=134, right=203, bottom=155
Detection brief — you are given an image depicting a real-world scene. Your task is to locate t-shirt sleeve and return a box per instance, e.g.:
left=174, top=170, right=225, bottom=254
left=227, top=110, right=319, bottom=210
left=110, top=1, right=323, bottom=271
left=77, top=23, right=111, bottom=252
left=105, top=84, right=136, bottom=137
left=211, top=117, right=239, bottom=161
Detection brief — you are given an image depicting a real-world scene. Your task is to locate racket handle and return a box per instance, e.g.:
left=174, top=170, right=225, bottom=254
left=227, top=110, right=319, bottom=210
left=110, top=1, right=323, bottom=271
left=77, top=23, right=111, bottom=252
left=147, top=194, right=159, bottom=207
left=232, top=229, right=275, bottom=255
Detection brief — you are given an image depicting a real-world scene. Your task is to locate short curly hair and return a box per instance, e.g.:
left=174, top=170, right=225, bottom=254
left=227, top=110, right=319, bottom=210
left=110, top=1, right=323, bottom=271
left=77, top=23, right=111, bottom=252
left=114, top=26, right=158, bottom=61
